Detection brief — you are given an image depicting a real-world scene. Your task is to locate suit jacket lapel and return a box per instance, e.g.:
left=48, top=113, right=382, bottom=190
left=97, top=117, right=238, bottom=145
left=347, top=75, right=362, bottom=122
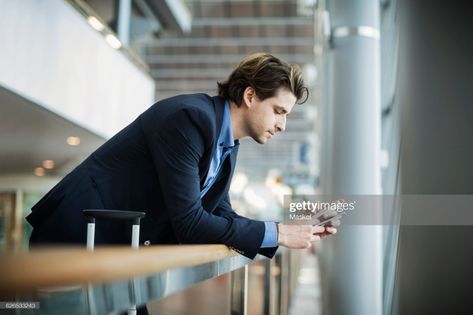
left=212, top=95, right=225, bottom=140
left=200, top=96, right=226, bottom=187
left=220, top=142, right=240, bottom=192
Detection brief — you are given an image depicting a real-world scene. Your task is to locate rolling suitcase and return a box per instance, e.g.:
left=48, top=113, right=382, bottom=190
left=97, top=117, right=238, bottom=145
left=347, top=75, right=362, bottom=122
left=83, top=209, right=146, bottom=315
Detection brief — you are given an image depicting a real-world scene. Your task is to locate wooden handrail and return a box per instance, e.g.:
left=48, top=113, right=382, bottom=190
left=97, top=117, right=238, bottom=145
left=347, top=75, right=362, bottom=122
left=0, top=245, right=237, bottom=295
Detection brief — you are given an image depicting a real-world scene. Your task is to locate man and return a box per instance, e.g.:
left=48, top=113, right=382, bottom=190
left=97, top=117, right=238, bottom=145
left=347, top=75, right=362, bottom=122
left=27, top=53, right=337, bottom=260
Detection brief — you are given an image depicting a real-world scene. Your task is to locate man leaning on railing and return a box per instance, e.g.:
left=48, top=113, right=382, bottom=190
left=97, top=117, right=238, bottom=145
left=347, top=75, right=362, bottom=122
left=26, top=53, right=339, bottom=314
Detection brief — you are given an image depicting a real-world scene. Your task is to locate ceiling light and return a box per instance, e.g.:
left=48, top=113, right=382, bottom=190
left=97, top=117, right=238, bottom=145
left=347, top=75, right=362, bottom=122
left=303, top=64, right=318, bottom=87
left=67, top=136, right=81, bottom=146
left=230, top=173, right=248, bottom=195
left=42, top=160, right=55, bottom=169
left=105, top=34, right=122, bottom=49
left=34, top=168, right=45, bottom=177
left=87, top=16, right=104, bottom=31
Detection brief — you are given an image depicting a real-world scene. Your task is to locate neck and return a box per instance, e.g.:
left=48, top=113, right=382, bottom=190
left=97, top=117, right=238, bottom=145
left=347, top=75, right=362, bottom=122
left=229, top=100, right=247, bottom=140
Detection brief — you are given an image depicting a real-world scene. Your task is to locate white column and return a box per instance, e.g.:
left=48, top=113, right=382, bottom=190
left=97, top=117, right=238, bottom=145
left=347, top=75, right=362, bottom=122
left=117, top=0, right=132, bottom=46
left=321, top=0, right=383, bottom=314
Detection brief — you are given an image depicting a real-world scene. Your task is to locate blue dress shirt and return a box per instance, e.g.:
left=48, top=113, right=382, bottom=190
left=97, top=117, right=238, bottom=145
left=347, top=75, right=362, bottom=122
left=201, top=101, right=278, bottom=248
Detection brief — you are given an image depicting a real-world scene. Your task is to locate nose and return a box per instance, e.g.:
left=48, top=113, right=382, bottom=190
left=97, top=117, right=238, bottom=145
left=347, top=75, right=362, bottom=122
left=275, top=115, right=286, bottom=133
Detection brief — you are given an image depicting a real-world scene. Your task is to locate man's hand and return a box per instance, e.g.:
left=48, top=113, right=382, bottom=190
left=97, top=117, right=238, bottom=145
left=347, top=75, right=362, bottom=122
left=277, top=224, right=336, bottom=249
left=313, top=208, right=341, bottom=239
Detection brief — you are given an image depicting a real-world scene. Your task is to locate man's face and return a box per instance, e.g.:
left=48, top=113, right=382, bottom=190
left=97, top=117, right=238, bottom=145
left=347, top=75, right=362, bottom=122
left=244, top=87, right=297, bottom=144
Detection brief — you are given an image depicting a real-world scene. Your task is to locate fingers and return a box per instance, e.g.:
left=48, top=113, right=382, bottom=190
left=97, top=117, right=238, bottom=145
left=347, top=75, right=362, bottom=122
left=323, top=219, right=340, bottom=229
left=277, top=224, right=337, bottom=249
left=311, top=225, right=337, bottom=235
left=326, top=226, right=337, bottom=234
left=329, top=220, right=341, bottom=228
left=312, top=225, right=325, bottom=234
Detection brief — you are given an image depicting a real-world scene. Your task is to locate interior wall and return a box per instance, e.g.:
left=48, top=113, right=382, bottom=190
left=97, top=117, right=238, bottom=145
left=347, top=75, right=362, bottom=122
left=396, top=0, right=473, bottom=313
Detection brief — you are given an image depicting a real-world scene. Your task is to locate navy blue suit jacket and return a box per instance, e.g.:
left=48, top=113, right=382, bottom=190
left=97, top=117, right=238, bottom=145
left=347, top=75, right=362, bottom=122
left=27, top=94, right=277, bottom=259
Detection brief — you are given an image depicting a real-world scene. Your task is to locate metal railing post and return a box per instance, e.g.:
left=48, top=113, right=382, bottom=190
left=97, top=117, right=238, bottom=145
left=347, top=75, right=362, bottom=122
left=231, top=265, right=248, bottom=315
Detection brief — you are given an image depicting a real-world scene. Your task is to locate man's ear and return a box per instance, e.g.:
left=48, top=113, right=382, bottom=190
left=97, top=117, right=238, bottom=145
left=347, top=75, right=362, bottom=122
left=242, top=86, right=256, bottom=108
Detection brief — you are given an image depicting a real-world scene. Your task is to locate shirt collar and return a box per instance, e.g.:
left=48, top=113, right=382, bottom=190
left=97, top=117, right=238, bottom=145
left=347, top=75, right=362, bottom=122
left=219, top=100, right=237, bottom=148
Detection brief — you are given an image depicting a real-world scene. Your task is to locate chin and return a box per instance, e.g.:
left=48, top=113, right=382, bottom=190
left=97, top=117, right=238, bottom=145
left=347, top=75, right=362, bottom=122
left=253, top=135, right=269, bottom=144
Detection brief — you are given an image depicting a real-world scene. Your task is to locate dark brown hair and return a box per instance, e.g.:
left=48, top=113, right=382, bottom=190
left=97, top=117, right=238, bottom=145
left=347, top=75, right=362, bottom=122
left=217, top=53, right=308, bottom=106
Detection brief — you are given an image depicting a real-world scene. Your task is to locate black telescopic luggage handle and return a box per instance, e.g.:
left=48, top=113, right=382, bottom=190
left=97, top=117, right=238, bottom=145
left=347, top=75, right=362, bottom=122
left=82, top=209, right=146, bottom=251
left=83, top=209, right=145, bottom=224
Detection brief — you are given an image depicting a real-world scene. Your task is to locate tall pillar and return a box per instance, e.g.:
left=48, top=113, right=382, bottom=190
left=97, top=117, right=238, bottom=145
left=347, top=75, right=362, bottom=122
left=116, top=0, right=131, bottom=46
left=321, top=0, right=383, bottom=314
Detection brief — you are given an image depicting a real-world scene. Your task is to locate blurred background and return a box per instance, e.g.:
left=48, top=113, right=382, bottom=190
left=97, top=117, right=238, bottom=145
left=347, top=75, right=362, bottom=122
left=1, top=0, right=472, bottom=314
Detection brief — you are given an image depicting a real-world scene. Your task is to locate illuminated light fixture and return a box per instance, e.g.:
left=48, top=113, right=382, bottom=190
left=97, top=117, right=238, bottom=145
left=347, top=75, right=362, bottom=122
left=105, top=34, right=122, bottom=49
left=42, top=160, right=55, bottom=169
left=243, top=188, right=267, bottom=211
left=67, top=136, right=81, bottom=146
left=34, top=167, right=45, bottom=177
left=87, top=16, right=104, bottom=31
left=230, top=173, right=248, bottom=195
left=303, top=64, right=318, bottom=87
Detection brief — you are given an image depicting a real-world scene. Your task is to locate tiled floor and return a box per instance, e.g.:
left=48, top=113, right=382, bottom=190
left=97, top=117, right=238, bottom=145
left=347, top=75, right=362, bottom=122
left=288, top=251, right=322, bottom=315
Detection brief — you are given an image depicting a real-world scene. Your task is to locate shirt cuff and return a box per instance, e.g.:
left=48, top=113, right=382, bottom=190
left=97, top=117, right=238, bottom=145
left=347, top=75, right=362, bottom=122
left=261, top=221, right=278, bottom=248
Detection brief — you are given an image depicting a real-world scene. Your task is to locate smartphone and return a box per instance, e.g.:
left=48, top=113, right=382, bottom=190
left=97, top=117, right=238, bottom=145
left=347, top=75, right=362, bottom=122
left=313, top=213, right=343, bottom=227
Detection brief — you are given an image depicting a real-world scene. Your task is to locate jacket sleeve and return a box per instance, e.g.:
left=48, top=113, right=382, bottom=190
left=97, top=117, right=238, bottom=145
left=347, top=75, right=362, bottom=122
left=214, top=194, right=279, bottom=259
left=146, top=107, right=266, bottom=259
